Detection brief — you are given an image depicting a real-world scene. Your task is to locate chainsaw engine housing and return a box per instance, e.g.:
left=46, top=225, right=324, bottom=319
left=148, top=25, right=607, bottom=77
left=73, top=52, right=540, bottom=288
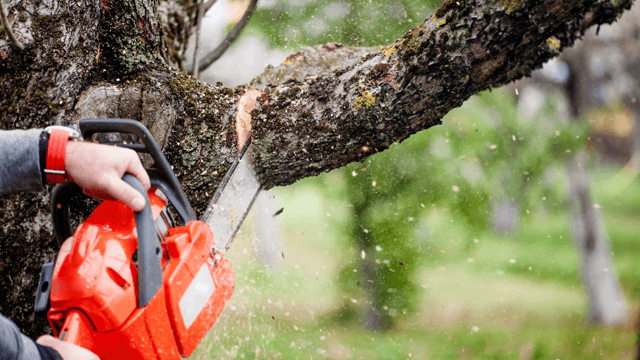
left=46, top=190, right=234, bottom=358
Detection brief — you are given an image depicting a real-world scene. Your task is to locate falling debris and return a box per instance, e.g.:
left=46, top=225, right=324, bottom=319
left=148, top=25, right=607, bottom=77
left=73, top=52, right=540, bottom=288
left=375, top=245, right=382, bottom=252
left=273, top=207, right=284, bottom=217
left=281, top=252, right=285, bottom=259
left=361, top=250, right=366, bottom=260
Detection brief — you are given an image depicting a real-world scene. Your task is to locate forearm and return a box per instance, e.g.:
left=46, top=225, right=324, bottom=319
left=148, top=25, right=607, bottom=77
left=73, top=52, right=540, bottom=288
left=0, top=129, right=44, bottom=194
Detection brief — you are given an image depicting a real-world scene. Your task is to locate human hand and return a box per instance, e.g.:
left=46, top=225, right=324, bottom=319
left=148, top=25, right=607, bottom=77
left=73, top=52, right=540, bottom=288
left=64, top=141, right=151, bottom=212
left=36, top=335, right=100, bottom=360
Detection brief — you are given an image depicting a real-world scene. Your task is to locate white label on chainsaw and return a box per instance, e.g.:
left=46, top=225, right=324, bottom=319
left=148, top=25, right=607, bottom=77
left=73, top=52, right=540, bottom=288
left=179, top=263, right=215, bottom=329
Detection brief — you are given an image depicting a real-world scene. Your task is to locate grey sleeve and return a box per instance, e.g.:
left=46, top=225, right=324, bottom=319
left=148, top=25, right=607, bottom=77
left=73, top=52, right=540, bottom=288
left=0, top=129, right=45, bottom=194
left=0, top=314, right=42, bottom=360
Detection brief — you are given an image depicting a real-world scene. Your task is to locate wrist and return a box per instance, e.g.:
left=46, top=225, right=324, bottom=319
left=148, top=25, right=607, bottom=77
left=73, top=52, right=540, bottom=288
left=39, top=132, right=49, bottom=186
left=35, top=343, right=64, bottom=360
left=42, top=126, right=80, bottom=185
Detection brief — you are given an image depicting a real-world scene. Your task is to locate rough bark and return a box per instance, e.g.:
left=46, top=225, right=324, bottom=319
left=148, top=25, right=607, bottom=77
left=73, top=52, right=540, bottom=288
left=0, top=0, right=634, bottom=337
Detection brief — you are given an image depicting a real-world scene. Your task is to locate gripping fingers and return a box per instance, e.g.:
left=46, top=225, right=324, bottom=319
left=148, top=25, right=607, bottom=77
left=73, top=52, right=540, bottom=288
left=123, top=150, right=151, bottom=191
left=36, top=335, right=100, bottom=360
left=107, top=177, right=146, bottom=212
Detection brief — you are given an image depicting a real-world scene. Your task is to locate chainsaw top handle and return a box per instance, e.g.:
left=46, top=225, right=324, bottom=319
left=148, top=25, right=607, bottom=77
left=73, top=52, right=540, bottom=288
left=51, top=119, right=197, bottom=245
left=80, top=119, right=196, bottom=222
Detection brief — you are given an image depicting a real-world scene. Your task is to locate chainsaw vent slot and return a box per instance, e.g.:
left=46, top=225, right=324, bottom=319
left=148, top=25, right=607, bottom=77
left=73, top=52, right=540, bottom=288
left=107, top=267, right=130, bottom=290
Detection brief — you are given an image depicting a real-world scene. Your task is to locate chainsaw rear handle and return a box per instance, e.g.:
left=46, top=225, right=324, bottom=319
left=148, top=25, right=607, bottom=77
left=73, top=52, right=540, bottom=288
left=79, top=119, right=196, bottom=223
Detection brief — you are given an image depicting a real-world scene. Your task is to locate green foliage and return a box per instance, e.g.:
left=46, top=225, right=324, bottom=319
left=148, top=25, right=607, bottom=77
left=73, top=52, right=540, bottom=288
left=433, top=90, right=590, bottom=226
left=333, top=87, right=588, bottom=329
left=338, top=158, right=422, bottom=329
left=532, top=342, right=551, bottom=360
left=248, top=0, right=440, bottom=49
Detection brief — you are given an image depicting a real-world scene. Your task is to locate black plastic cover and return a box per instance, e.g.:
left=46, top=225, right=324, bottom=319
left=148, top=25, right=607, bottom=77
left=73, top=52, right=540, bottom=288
left=34, top=262, right=54, bottom=316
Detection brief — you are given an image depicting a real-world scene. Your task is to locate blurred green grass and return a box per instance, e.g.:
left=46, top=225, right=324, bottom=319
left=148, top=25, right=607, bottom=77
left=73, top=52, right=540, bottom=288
left=188, top=161, right=640, bottom=360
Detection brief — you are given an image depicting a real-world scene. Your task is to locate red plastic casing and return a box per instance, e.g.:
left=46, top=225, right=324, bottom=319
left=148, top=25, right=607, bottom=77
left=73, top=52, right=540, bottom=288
left=47, top=191, right=235, bottom=359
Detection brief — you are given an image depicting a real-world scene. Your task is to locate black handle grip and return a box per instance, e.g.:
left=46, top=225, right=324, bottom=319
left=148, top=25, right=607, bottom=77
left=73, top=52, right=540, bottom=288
left=51, top=182, right=81, bottom=246
left=123, top=174, right=163, bottom=308
left=79, top=119, right=196, bottom=224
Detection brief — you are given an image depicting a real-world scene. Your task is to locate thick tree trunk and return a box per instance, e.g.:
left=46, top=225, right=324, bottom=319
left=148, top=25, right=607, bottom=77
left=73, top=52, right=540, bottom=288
left=563, top=37, right=629, bottom=325
left=0, top=0, right=633, bottom=337
left=568, top=151, right=628, bottom=324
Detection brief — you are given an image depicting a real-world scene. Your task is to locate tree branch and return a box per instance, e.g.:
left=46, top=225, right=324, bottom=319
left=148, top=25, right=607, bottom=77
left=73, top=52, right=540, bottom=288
left=191, top=0, right=206, bottom=78
left=247, top=0, right=635, bottom=189
left=197, top=0, right=259, bottom=73
left=0, top=0, right=23, bottom=50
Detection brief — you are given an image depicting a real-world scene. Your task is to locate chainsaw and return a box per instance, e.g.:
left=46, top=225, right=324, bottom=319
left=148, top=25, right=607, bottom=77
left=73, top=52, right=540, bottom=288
left=33, top=119, right=262, bottom=359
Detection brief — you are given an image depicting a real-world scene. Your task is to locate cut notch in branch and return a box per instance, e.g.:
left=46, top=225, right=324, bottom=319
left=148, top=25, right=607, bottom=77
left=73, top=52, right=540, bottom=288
left=197, top=0, right=259, bottom=74
left=0, top=0, right=23, bottom=50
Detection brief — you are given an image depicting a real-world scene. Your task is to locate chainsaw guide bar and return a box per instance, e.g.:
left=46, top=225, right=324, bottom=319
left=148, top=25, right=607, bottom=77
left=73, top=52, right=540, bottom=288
left=201, top=137, right=263, bottom=252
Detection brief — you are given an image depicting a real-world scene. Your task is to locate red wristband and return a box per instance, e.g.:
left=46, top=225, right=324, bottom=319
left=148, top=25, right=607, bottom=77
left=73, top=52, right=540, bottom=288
left=45, top=129, right=70, bottom=184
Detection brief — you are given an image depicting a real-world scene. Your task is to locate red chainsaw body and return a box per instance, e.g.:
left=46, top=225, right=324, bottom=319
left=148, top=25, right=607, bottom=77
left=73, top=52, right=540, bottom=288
left=47, top=190, right=235, bottom=359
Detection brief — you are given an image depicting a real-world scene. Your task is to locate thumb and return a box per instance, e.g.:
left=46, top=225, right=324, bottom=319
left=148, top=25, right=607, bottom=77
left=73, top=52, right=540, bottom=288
left=108, top=179, right=147, bottom=212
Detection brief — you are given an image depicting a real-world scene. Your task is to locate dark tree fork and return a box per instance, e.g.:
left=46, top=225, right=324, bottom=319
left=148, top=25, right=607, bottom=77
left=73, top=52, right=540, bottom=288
left=0, top=0, right=633, bottom=336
